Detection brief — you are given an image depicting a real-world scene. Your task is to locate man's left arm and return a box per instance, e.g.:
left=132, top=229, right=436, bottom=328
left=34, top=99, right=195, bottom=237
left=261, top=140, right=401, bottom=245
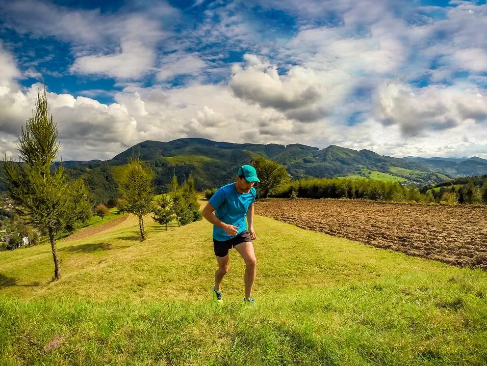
left=247, top=203, right=256, bottom=240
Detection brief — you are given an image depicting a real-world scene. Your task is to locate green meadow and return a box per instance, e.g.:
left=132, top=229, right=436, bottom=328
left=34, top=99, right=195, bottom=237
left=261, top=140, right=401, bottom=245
left=1, top=207, right=486, bottom=365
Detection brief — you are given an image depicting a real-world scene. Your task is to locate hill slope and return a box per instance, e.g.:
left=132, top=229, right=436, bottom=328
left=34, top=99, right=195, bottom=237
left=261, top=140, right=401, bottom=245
left=0, top=209, right=486, bottom=364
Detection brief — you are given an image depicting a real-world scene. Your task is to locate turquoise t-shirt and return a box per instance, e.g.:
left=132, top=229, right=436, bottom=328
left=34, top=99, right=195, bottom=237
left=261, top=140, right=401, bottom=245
left=209, top=183, right=257, bottom=241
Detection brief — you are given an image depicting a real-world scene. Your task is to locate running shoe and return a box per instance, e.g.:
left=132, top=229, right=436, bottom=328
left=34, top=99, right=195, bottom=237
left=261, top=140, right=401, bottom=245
left=212, top=286, right=223, bottom=303
left=243, top=297, right=255, bottom=305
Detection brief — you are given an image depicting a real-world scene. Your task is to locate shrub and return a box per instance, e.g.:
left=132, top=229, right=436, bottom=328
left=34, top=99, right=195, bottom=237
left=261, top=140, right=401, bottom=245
left=205, top=188, right=217, bottom=200
left=95, top=204, right=109, bottom=220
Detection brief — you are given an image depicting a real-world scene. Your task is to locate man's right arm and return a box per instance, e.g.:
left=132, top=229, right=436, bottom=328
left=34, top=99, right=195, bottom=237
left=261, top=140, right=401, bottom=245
left=202, top=203, right=238, bottom=236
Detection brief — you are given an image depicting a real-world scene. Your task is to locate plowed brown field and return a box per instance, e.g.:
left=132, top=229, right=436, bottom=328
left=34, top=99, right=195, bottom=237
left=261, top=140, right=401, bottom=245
left=256, top=199, right=487, bottom=269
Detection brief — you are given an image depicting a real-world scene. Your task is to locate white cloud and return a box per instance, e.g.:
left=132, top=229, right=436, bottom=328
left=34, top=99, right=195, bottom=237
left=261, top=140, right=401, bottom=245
left=71, top=40, right=155, bottom=79
left=450, top=48, right=487, bottom=73
left=1, top=0, right=174, bottom=80
left=229, top=54, right=333, bottom=122
left=374, top=83, right=487, bottom=136
left=0, top=42, right=20, bottom=86
left=157, top=53, right=207, bottom=80
left=4, top=0, right=487, bottom=161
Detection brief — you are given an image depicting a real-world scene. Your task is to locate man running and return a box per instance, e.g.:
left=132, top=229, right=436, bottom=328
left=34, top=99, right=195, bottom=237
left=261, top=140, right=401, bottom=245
left=202, top=165, right=259, bottom=304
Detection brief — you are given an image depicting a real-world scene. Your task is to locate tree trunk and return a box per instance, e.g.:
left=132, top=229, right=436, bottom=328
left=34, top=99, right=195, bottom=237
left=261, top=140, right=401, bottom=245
left=48, top=227, right=61, bottom=280
left=165, top=222, right=168, bottom=231
left=139, top=215, right=145, bottom=240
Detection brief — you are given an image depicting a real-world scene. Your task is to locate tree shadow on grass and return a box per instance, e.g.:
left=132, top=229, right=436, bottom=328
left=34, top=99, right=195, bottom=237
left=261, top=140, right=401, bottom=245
left=61, top=242, right=113, bottom=253
left=0, top=274, right=41, bottom=289
left=118, top=235, right=142, bottom=241
left=151, top=222, right=180, bottom=232
left=0, top=274, right=17, bottom=288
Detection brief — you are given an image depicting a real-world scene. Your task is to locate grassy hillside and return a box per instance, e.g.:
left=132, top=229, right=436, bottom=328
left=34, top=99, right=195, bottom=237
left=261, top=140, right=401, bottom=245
left=1, top=207, right=486, bottom=365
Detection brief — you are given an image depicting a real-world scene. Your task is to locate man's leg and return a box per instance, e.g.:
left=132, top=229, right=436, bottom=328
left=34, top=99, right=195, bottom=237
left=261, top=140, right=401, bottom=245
left=215, top=254, right=230, bottom=291
left=234, top=242, right=257, bottom=298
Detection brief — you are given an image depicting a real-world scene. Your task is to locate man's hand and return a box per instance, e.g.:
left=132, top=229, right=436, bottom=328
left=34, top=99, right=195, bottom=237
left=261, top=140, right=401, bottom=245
left=222, top=224, right=239, bottom=236
left=249, top=227, right=257, bottom=240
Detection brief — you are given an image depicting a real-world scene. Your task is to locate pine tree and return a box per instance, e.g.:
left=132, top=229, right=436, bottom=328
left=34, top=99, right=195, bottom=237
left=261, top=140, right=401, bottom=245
left=115, top=157, right=154, bottom=240
left=63, top=178, right=92, bottom=232
left=152, top=194, right=174, bottom=230
left=3, top=89, right=68, bottom=280
left=170, top=173, right=179, bottom=193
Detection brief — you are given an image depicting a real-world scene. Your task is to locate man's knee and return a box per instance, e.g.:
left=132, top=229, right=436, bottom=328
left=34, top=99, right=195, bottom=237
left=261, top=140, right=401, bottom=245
left=246, top=257, right=257, bottom=268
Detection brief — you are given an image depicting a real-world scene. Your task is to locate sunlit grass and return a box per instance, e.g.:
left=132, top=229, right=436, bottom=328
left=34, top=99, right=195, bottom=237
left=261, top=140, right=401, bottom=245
left=1, top=207, right=486, bottom=365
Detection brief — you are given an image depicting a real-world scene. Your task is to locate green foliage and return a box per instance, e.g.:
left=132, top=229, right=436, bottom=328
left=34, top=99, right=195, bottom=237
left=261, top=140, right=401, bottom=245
left=152, top=194, right=174, bottom=230
left=482, top=178, right=487, bottom=204
left=170, top=174, right=179, bottom=193
left=424, top=190, right=436, bottom=204
left=63, top=179, right=92, bottom=232
left=95, top=204, right=109, bottom=220
left=204, top=188, right=217, bottom=200
left=440, top=191, right=458, bottom=205
left=253, top=157, right=290, bottom=198
left=459, top=181, right=482, bottom=204
left=273, top=178, right=431, bottom=203
left=115, top=157, right=155, bottom=240
left=2, top=89, right=66, bottom=279
left=172, top=175, right=202, bottom=226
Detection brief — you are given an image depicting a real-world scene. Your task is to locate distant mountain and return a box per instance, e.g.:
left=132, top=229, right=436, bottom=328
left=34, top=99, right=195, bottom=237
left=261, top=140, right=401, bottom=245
left=3, top=138, right=487, bottom=204
left=109, top=139, right=449, bottom=188
left=405, top=156, right=487, bottom=177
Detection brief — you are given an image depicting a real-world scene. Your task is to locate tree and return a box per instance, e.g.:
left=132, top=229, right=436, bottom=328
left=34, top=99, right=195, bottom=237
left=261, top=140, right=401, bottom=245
left=252, top=157, right=290, bottom=198
left=152, top=194, right=174, bottom=230
left=440, top=191, right=458, bottom=205
left=463, top=181, right=482, bottom=204
left=64, top=179, right=92, bottom=232
left=3, top=89, right=68, bottom=280
left=171, top=176, right=202, bottom=226
left=172, top=192, right=194, bottom=226
left=115, top=157, right=154, bottom=240
left=482, top=178, right=487, bottom=204
left=95, top=204, right=109, bottom=220
left=170, top=173, right=179, bottom=193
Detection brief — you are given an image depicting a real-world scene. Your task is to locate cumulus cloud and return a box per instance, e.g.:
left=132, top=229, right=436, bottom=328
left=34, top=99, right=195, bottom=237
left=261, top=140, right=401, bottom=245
left=229, top=54, right=330, bottom=122
left=375, top=83, right=487, bottom=136
left=0, top=42, right=20, bottom=86
left=4, top=0, right=487, bottom=160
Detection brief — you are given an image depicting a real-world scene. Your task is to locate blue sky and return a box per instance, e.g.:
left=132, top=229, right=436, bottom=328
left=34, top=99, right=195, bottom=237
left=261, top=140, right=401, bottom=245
left=1, top=0, right=487, bottom=160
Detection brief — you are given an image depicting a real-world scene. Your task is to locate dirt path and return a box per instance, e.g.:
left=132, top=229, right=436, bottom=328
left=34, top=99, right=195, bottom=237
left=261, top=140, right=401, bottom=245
left=256, top=199, right=487, bottom=269
left=64, top=215, right=129, bottom=242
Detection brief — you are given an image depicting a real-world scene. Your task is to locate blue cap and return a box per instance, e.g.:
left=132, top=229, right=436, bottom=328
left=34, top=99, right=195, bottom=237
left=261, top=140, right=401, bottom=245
left=238, top=165, right=260, bottom=182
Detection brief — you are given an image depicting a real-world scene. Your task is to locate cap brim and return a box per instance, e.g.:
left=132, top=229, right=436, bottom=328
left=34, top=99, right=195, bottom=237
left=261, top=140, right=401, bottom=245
left=247, top=177, right=260, bottom=182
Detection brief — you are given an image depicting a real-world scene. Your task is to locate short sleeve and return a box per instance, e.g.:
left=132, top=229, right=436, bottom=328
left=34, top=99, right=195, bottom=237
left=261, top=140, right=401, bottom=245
left=251, top=187, right=257, bottom=203
left=209, top=188, right=225, bottom=210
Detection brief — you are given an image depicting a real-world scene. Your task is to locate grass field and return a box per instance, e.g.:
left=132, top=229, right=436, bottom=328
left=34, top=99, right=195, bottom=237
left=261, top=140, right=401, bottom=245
left=1, top=206, right=486, bottom=365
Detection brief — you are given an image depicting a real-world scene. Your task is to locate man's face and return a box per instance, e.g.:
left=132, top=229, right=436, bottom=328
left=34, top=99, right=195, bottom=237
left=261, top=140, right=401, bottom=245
left=236, top=176, right=255, bottom=193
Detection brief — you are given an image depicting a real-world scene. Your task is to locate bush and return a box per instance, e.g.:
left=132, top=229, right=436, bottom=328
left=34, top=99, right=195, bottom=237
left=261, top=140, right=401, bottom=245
left=95, top=204, right=109, bottom=219
left=205, top=188, right=217, bottom=200
left=7, top=235, right=21, bottom=250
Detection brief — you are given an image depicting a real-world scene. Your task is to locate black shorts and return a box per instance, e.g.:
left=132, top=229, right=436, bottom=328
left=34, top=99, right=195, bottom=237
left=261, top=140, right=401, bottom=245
left=213, top=231, right=252, bottom=257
